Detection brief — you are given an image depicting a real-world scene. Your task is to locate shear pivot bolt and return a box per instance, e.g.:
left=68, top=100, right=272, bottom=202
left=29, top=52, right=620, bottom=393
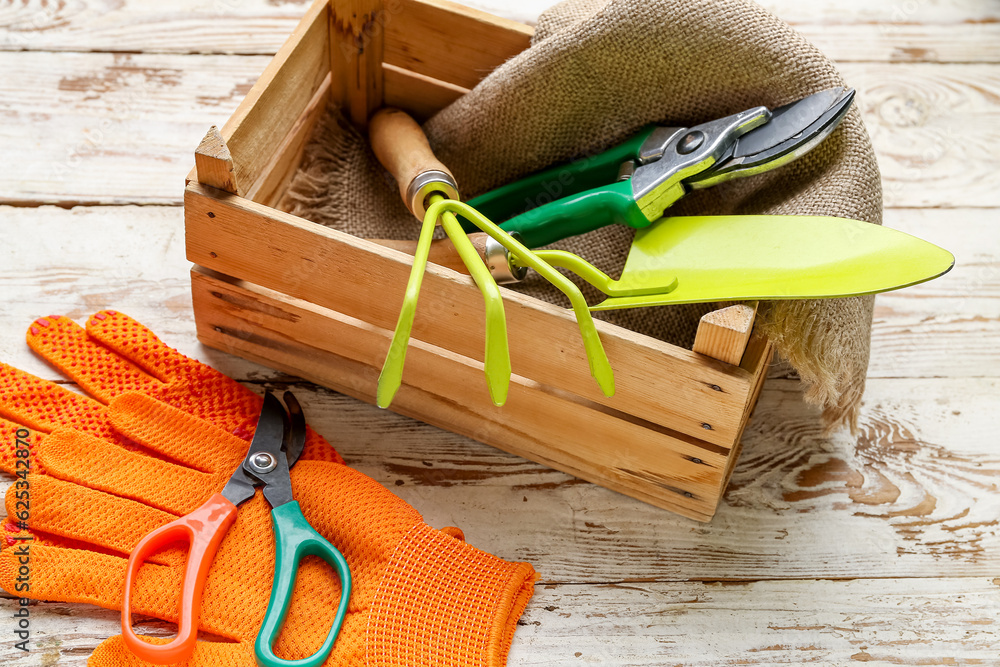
left=250, top=452, right=277, bottom=473
left=677, top=131, right=705, bottom=155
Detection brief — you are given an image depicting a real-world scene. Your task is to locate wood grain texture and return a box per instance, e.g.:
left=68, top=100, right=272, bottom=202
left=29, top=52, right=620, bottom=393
left=184, top=183, right=755, bottom=448
left=383, top=0, right=533, bottom=90
left=382, top=63, right=469, bottom=121
left=2, top=378, right=996, bottom=581
left=194, top=125, right=240, bottom=194
left=3, top=54, right=997, bottom=207
left=2, top=0, right=996, bottom=64
left=220, top=0, right=330, bottom=193
left=5, top=577, right=1000, bottom=664
left=191, top=267, right=734, bottom=520
left=693, top=303, right=758, bottom=366
left=0, top=51, right=269, bottom=205
left=0, top=0, right=997, bottom=662
left=840, top=62, right=1000, bottom=209
left=2, top=206, right=995, bottom=384
left=329, top=0, right=384, bottom=126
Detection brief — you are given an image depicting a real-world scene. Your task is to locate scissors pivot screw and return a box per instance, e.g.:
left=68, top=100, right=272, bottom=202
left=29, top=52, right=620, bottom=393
left=249, top=452, right=277, bottom=473
left=677, top=131, right=705, bottom=155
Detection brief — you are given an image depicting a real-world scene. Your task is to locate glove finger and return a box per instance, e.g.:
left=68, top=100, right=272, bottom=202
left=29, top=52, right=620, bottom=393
left=83, top=311, right=265, bottom=431
left=39, top=427, right=225, bottom=515
left=89, top=636, right=255, bottom=667
left=108, top=393, right=249, bottom=478
left=24, top=312, right=344, bottom=465
left=5, top=474, right=185, bottom=565
left=0, top=419, right=42, bottom=477
left=0, top=536, right=242, bottom=641
left=0, top=538, right=177, bottom=614
left=0, top=365, right=113, bottom=438
left=86, top=311, right=344, bottom=466
left=26, top=314, right=164, bottom=404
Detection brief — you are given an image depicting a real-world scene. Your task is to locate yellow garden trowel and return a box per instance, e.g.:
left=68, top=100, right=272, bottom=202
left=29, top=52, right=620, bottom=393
left=510, top=214, right=954, bottom=309
left=433, top=86, right=953, bottom=307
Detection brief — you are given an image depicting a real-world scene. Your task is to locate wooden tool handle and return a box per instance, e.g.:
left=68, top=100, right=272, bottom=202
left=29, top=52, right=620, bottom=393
left=369, top=108, right=459, bottom=219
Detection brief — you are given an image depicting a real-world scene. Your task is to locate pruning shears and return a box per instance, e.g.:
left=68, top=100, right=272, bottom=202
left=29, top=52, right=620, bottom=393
left=462, top=87, right=856, bottom=249
left=121, top=392, right=351, bottom=667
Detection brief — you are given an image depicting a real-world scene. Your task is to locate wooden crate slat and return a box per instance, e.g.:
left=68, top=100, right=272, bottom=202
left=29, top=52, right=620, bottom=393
left=185, top=183, right=754, bottom=448
left=191, top=267, right=727, bottom=520
left=246, top=73, right=333, bottom=209
left=383, top=63, right=469, bottom=121
left=329, top=0, right=384, bottom=126
left=219, top=0, right=330, bottom=193
left=384, top=0, right=533, bottom=90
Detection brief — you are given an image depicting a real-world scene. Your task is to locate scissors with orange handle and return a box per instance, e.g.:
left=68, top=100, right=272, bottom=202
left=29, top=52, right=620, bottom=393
left=121, top=391, right=351, bottom=666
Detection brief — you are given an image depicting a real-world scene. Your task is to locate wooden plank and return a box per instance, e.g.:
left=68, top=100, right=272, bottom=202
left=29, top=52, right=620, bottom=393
left=4, top=375, right=996, bottom=582
left=839, top=62, right=1000, bottom=209
left=0, top=205, right=264, bottom=383
left=693, top=303, right=758, bottom=366
left=247, top=73, right=333, bottom=209
left=219, top=0, right=330, bottom=194
left=329, top=0, right=384, bottom=127
left=192, top=268, right=730, bottom=519
left=184, top=183, right=755, bottom=447
left=0, top=52, right=269, bottom=205
left=1, top=54, right=996, bottom=208
left=2, top=0, right=998, bottom=64
left=758, top=0, right=1000, bottom=63
left=2, top=205, right=994, bottom=385
left=509, top=578, right=1000, bottom=665
left=384, top=0, right=533, bottom=90
left=867, top=207, right=1000, bottom=379
left=383, top=63, right=469, bottom=121
left=7, top=576, right=999, bottom=664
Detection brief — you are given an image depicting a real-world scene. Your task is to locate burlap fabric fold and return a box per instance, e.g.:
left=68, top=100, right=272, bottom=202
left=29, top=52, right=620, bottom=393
left=284, top=0, right=882, bottom=430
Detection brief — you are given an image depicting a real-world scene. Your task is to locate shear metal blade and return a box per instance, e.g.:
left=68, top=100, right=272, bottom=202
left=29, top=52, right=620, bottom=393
left=220, top=392, right=288, bottom=506
left=734, top=87, right=849, bottom=157
left=687, top=87, right=855, bottom=188
left=282, top=391, right=306, bottom=468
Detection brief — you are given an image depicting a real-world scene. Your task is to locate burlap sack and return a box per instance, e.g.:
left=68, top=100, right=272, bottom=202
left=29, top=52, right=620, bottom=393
left=284, top=0, right=882, bottom=430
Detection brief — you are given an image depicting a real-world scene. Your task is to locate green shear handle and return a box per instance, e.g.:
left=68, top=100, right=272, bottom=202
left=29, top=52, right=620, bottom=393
left=462, top=88, right=857, bottom=249
left=465, top=128, right=654, bottom=248
left=255, top=501, right=352, bottom=667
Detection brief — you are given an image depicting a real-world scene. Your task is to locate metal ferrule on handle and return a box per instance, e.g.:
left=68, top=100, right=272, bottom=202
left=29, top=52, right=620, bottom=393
left=254, top=501, right=351, bottom=667
left=369, top=108, right=460, bottom=219
left=405, top=169, right=459, bottom=219
left=121, top=492, right=239, bottom=664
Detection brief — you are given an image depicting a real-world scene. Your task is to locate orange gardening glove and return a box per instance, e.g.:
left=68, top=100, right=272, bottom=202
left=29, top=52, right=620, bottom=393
left=0, top=310, right=342, bottom=472
left=0, top=313, right=536, bottom=665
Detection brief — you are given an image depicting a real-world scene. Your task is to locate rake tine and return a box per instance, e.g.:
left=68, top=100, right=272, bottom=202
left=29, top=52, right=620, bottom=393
left=378, top=196, right=512, bottom=408
left=426, top=199, right=616, bottom=397
left=438, top=200, right=511, bottom=406
left=376, top=207, right=438, bottom=408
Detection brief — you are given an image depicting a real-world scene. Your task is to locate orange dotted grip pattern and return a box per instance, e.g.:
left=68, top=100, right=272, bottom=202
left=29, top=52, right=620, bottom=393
left=121, top=493, right=239, bottom=664
left=1, top=311, right=536, bottom=665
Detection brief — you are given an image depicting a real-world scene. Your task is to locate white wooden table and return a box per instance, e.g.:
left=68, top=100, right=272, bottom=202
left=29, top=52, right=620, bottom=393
left=1, top=1, right=998, bottom=664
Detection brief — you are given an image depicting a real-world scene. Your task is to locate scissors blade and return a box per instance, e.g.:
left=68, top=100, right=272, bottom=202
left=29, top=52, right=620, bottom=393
left=686, top=87, right=855, bottom=189
left=281, top=391, right=306, bottom=468
left=220, top=392, right=287, bottom=506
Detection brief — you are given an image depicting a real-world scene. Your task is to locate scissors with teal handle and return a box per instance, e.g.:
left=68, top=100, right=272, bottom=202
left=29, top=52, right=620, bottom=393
left=122, top=391, right=351, bottom=667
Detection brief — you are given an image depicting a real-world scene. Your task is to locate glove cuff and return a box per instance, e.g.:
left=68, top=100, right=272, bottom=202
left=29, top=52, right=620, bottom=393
left=367, top=523, right=537, bottom=666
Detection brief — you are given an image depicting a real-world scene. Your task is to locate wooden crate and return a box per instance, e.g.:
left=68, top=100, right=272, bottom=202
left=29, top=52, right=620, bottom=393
left=184, top=0, right=773, bottom=522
